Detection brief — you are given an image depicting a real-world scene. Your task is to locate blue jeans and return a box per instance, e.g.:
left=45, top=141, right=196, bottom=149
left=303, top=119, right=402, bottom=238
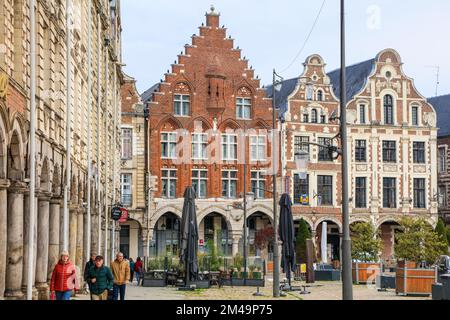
left=113, top=284, right=126, bottom=300
left=135, top=272, right=142, bottom=285
left=56, top=290, right=72, bottom=300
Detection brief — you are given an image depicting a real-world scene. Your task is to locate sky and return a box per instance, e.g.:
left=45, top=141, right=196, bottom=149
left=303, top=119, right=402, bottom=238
left=121, top=0, right=450, bottom=98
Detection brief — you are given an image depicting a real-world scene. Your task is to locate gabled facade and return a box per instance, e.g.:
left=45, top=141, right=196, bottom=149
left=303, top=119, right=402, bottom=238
left=144, top=7, right=276, bottom=260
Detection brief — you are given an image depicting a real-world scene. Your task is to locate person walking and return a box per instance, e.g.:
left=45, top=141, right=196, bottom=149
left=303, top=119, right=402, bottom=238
left=110, top=252, right=130, bottom=300
left=86, top=255, right=114, bottom=300
left=84, top=252, right=97, bottom=296
left=129, top=258, right=135, bottom=284
left=50, top=251, right=79, bottom=300
left=134, top=257, right=143, bottom=286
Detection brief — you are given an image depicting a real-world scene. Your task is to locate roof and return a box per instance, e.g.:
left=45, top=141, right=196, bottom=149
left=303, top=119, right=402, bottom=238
left=140, top=83, right=160, bottom=104
left=428, top=94, right=450, bottom=137
left=327, top=58, right=375, bottom=101
left=264, top=58, right=376, bottom=117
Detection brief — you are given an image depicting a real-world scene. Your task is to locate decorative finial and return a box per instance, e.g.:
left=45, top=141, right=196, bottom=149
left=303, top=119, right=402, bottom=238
left=211, top=5, right=215, bottom=13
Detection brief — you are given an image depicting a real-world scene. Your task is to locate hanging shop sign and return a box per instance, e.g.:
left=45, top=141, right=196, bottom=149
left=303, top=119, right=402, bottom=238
left=111, top=206, right=122, bottom=221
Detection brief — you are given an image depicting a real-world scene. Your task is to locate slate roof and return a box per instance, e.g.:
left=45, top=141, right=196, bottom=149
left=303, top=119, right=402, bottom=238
left=264, top=58, right=376, bottom=117
left=428, top=94, right=450, bottom=137
left=140, top=83, right=160, bottom=104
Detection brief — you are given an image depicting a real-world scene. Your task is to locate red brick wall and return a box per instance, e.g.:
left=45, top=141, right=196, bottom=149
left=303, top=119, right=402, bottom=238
left=147, top=12, right=274, bottom=199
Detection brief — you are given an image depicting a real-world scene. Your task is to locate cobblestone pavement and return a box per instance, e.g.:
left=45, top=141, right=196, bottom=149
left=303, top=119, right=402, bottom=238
left=75, top=278, right=430, bottom=301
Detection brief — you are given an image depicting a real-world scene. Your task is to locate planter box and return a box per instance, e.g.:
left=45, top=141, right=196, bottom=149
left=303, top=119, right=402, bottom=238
left=191, top=280, right=211, bottom=289
left=352, top=262, right=382, bottom=284
left=142, top=271, right=167, bottom=287
left=377, top=274, right=396, bottom=289
left=142, top=279, right=167, bottom=287
left=396, top=262, right=437, bottom=296
left=314, top=270, right=341, bottom=281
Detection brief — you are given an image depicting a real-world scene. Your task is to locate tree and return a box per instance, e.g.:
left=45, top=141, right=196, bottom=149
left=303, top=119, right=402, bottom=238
left=394, top=217, right=448, bottom=265
left=436, top=219, right=449, bottom=247
left=255, top=226, right=274, bottom=251
left=447, top=227, right=450, bottom=246
left=350, top=222, right=383, bottom=262
left=296, top=219, right=311, bottom=264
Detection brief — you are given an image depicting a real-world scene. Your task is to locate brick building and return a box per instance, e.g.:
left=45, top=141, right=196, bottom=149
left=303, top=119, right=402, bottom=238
left=430, top=94, right=450, bottom=225
left=268, top=49, right=438, bottom=263
left=143, top=7, right=276, bottom=261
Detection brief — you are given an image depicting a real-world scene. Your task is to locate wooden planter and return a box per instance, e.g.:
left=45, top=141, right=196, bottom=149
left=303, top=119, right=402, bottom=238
left=396, top=261, right=437, bottom=296
left=352, top=262, right=382, bottom=284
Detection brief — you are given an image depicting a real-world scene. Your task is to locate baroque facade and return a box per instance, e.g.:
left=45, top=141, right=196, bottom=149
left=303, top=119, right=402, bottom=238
left=0, top=0, right=122, bottom=299
left=273, top=49, right=438, bottom=263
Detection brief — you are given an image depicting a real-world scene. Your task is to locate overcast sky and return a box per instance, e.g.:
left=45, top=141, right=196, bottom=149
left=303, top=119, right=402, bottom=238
left=121, top=0, right=449, bottom=98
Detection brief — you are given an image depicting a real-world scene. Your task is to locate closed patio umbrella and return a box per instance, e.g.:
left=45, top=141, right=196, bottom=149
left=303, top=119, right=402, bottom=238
left=180, top=186, right=199, bottom=286
left=279, top=193, right=296, bottom=289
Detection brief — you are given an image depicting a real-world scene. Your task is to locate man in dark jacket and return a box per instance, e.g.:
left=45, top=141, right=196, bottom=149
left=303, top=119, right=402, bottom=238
left=87, top=255, right=114, bottom=300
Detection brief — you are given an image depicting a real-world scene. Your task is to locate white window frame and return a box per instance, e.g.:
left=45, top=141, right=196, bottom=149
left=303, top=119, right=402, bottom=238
left=161, top=132, right=177, bottom=159
left=222, top=170, right=238, bottom=199
left=120, top=173, right=132, bottom=205
left=192, top=133, right=208, bottom=160
left=174, top=94, right=190, bottom=116
left=250, top=135, right=266, bottom=161
left=236, top=97, right=252, bottom=119
left=222, top=134, right=238, bottom=161
left=121, top=128, right=133, bottom=159
left=161, top=169, right=177, bottom=199
left=192, top=170, right=208, bottom=199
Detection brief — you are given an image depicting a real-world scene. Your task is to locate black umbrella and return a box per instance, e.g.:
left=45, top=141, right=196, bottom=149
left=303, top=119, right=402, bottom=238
left=279, top=193, right=296, bottom=289
left=180, top=186, right=199, bottom=286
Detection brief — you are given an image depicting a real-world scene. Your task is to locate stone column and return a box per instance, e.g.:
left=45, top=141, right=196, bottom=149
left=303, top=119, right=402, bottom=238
left=0, top=179, right=10, bottom=299
left=231, top=233, right=242, bottom=257
left=48, top=198, right=61, bottom=282
left=35, top=193, right=51, bottom=300
left=59, top=205, right=64, bottom=254
left=76, top=209, right=84, bottom=268
left=22, top=191, right=38, bottom=299
left=90, top=209, right=98, bottom=255
left=5, top=182, right=26, bottom=299
left=69, top=206, right=78, bottom=264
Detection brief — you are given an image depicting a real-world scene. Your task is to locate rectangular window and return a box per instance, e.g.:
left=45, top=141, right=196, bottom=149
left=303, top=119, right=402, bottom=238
left=121, top=128, right=133, bottom=159
left=293, top=174, right=309, bottom=205
left=162, top=169, right=177, bottom=198
left=318, top=137, right=332, bottom=162
left=439, top=147, right=446, bottom=173
left=382, top=141, right=396, bottom=163
left=222, top=170, right=238, bottom=198
left=192, top=133, right=208, bottom=160
left=222, top=134, right=238, bottom=161
left=383, top=178, right=396, bottom=208
left=320, top=115, right=326, bottom=124
left=355, top=140, right=367, bottom=162
left=250, top=136, right=266, bottom=161
left=355, top=177, right=367, bottom=208
left=360, top=105, right=366, bottom=124
left=303, top=114, right=309, bottom=123
left=161, top=132, right=177, bottom=159
left=120, top=174, right=132, bottom=207
left=412, top=106, right=419, bottom=126
left=317, top=175, right=333, bottom=206
left=413, top=178, right=426, bottom=209
left=174, top=94, right=190, bottom=116
left=439, top=185, right=447, bottom=208
left=251, top=171, right=266, bottom=199
left=413, top=142, right=425, bottom=164
left=192, top=170, right=207, bottom=198
left=236, top=98, right=251, bottom=119
left=294, top=136, right=310, bottom=159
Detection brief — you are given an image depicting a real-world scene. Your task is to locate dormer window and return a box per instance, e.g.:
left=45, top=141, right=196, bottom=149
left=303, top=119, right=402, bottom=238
left=236, top=97, right=251, bottom=119
left=311, top=109, right=318, bottom=123
left=174, top=94, right=190, bottom=116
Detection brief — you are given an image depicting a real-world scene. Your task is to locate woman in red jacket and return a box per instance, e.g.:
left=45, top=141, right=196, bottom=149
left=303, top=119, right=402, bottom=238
left=50, top=251, right=79, bottom=300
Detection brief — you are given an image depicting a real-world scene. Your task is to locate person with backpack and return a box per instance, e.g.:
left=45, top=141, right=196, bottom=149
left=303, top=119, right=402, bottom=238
left=50, top=250, right=79, bottom=300
left=87, top=255, right=114, bottom=300
left=129, top=258, right=135, bottom=284
left=134, top=257, right=143, bottom=286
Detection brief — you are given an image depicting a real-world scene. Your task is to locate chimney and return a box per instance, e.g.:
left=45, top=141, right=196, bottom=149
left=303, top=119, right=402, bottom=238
left=206, top=5, right=220, bottom=28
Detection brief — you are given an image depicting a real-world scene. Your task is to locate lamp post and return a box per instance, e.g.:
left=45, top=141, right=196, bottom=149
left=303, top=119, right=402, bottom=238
left=340, top=0, right=353, bottom=300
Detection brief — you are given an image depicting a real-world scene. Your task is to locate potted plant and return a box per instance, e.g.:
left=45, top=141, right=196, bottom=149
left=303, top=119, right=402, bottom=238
left=143, top=257, right=167, bottom=287
left=351, top=222, right=383, bottom=284
left=394, top=217, right=447, bottom=296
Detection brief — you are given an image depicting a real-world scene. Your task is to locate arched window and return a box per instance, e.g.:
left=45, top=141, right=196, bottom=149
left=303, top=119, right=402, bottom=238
left=317, top=90, right=323, bottom=102
left=384, top=95, right=394, bottom=125
left=311, top=109, right=318, bottom=123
